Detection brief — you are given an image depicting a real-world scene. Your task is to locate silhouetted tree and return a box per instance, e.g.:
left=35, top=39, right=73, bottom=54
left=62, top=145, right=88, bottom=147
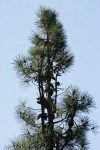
left=5, top=7, right=97, bottom=150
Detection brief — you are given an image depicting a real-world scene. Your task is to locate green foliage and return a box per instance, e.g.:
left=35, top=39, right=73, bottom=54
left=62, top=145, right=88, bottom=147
left=62, top=86, right=95, bottom=114
left=5, top=6, right=97, bottom=150
left=16, top=102, right=36, bottom=126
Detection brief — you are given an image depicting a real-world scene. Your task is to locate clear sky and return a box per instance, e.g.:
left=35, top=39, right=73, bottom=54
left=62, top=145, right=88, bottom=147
left=0, top=0, right=100, bottom=149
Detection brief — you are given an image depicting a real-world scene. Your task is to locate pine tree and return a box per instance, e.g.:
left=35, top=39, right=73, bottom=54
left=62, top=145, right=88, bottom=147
left=5, top=7, right=97, bottom=150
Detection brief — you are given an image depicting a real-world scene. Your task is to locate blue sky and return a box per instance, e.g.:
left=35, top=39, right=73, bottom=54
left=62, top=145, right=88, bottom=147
left=0, top=0, right=100, bottom=149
